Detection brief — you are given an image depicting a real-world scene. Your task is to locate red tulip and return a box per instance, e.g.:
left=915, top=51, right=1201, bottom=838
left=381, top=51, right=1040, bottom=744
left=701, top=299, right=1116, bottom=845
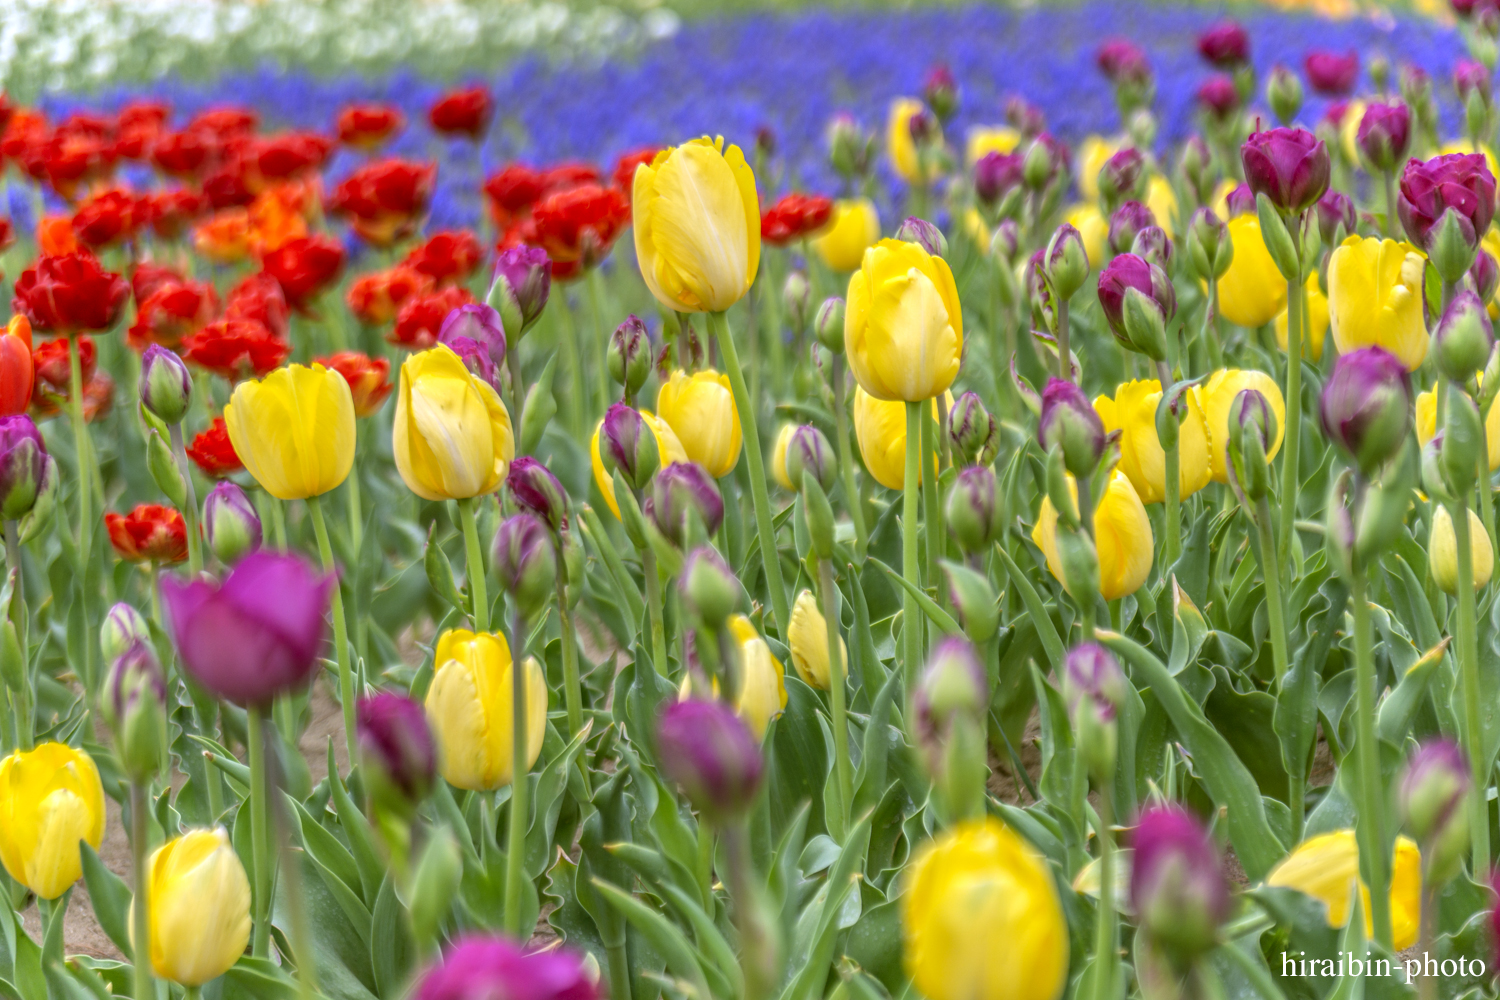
left=128, top=279, right=218, bottom=351
left=186, top=416, right=244, bottom=477
left=484, top=164, right=548, bottom=228
left=612, top=146, right=662, bottom=196
left=224, top=272, right=291, bottom=339
left=132, top=262, right=185, bottom=302
left=188, top=107, right=258, bottom=140
left=318, top=351, right=393, bottom=417
left=0, top=218, right=14, bottom=253
left=0, top=316, right=34, bottom=417
left=143, top=188, right=207, bottom=240
left=250, top=132, right=334, bottom=188
left=390, top=286, right=474, bottom=350
left=530, top=183, right=630, bottom=276
left=13, top=252, right=130, bottom=334
left=760, top=192, right=834, bottom=245
left=336, top=103, right=405, bottom=151
left=182, top=319, right=290, bottom=381
left=106, top=504, right=188, bottom=563
left=326, top=158, right=437, bottom=247
left=71, top=188, right=146, bottom=249
left=347, top=266, right=433, bottom=326
left=151, top=129, right=212, bottom=179
left=428, top=86, right=492, bottom=138
left=31, top=335, right=93, bottom=396
left=404, top=230, right=483, bottom=285
left=261, top=234, right=346, bottom=310
left=113, top=101, right=169, bottom=160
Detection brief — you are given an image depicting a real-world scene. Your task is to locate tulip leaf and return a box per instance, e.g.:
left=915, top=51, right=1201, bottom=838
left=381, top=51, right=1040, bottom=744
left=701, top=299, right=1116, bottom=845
left=220, top=957, right=302, bottom=1000
left=866, top=557, right=961, bottom=636
left=78, top=843, right=132, bottom=961
left=526, top=719, right=592, bottom=879
left=519, top=355, right=558, bottom=457
left=591, top=877, right=712, bottom=1000
left=579, top=505, right=645, bottom=631
left=369, top=875, right=414, bottom=1000
left=326, top=741, right=386, bottom=902
left=994, top=544, right=1065, bottom=672
left=658, top=882, right=744, bottom=1000
left=783, top=813, right=871, bottom=1000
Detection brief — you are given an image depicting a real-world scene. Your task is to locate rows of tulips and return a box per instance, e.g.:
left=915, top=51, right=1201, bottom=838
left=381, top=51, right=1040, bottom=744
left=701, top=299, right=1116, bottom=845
left=5, top=10, right=1500, bottom=1000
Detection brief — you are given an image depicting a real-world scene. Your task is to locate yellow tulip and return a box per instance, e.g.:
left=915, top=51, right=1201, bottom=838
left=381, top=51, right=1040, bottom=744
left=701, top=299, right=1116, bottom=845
left=813, top=199, right=881, bottom=273
left=1430, top=505, right=1494, bottom=594
left=1265, top=831, right=1422, bottom=951
left=1065, top=203, right=1109, bottom=268
left=904, top=818, right=1067, bottom=1000
left=787, top=589, right=846, bottom=690
left=1416, top=377, right=1500, bottom=470
left=657, top=369, right=742, bottom=478
left=1217, top=216, right=1287, bottom=328
left=1327, top=235, right=1428, bottom=371
left=1032, top=471, right=1153, bottom=601
left=963, top=209, right=991, bottom=250
left=770, top=424, right=795, bottom=490
left=1076, top=135, right=1121, bottom=202
left=965, top=125, right=1019, bottom=165
left=224, top=362, right=355, bottom=501
left=1199, top=369, right=1286, bottom=483
left=888, top=98, right=942, bottom=184
left=1338, top=99, right=1366, bottom=164
left=590, top=410, right=688, bottom=518
left=1209, top=178, right=1239, bottom=221
left=633, top=136, right=760, bottom=314
left=845, top=238, right=962, bottom=402
left=852, top=388, right=949, bottom=491
left=140, top=827, right=251, bottom=986
left=425, top=629, right=547, bottom=791
left=676, top=615, right=787, bottom=737
left=0, top=742, right=106, bottom=900
left=1274, top=272, right=1329, bottom=361
left=1145, top=175, right=1178, bottom=239
left=1093, top=380, right=1212, bottom=504
left=392, top=345, right=514, bottom=501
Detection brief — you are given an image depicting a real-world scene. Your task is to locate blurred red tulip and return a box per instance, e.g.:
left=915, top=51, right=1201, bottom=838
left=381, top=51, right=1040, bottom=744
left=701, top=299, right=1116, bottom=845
left=106, top=504, right=188, bottom=563
left=186, top=416, right=244, bottom=477
left=761, top=192, right=834, bottom=245
left=337, top=104, right=405, bottom=151
left=182, top=319, right=291, bottom=380
left=13, top=252, right=129, bottom=333
left=225, top=272, right=291, bottom=339
left=151, top=129, right=212, bottom=179
left=261, top=234, right=346, bottom=310
left=319, top=351, right=393, bottom=416
left=403, top=230, right=482, bottom=285
left=71, top=188, right=146, bottom=249
left=144, top=188, right=207, bottom=240
left=327, top=158, right=437, bottom=246
left=390, top=286, right=473, bottom=349
left=530, top=183, right=629, bottom=276
left=347, top=266, right=433, bottom=326
left=613, top=147, right=662, bottom=196
left=429, top=86, right=492, bottom=138
left=128, top=279, right=218, bottom=351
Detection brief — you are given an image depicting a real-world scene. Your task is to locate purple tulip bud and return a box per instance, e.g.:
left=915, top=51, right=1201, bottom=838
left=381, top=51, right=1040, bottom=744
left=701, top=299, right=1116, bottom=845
left=1039, top=377, right=1106, bottom=477
left=1471, top=249, right=1500, bottom=304
left=973, top=151, right=1024, bottom=207
left=1319, top=347, right=1413, bottom=474
left=202, top=480, right=262, bottom=565
left=1005, top=94, right=1047, bottom=137
left=1097, top=253, right=1175, bottom=336
left=785, top=424, right=837, bottom=494
left=103, top=639, right=166, bottom=782
left=1434, top=289, right=1495, bottom=382
left=415, top=936, right=598, bottom=1000
left=1401, top=62, right=1434, bottom=102
left=895, top=216, right=947, bottom=258
left=140, top=344, right=192, bottom=425
left=608, top=314, right=652, bottom=396
left=678, top=546, right=741, bottom=625
left=656, top=699, right=763, bottom=821
left=1196, top=76, right=1239, bottom=120
left=441, top=335, right=501, bottom=393
left=0, top=415, right=49, bottom=521
left=1098, top=147, right=1147, bottom=209
left=1231, top=388, right=1278, bottom=454
left=1064, top=643, right=1124, bottom=722
left=945, top=465, right=1005, bottom=555
left=600, top=402, right=660, bottom=492
left=1108, top=201, right=1156, bottom=256
left=1457, top=59, right=1492, bottom=106
left=489, top=245, right=551, bottom=340
left=1241, top=126, right=1331, bottom=213
left=1224, top=182, right=1257, bottom=218
left=1131, top=226, right=1173, bottom=272
left=357, top=691, right=437, bottom=809
left=1266, top=64, right=1304, bottom=124
left=1047, top=223, right=1091, bottom=298
left=100, top=602, right=149, bottom=666
left=1397, top=153, right=1497, bottom=253
left=1399, top=739, right=1469, bottom=850
left=493, top=513, right=557, bottom=618
left=906, top=107, right=939, bottom=145
left=1198, top=21, right=1250, bottom=68
left=755, top=124, right=777, bottom=158
left=1097, top=39, right=1152, bottom=86
left=1356, top=102, right=1412, bottom=172
left=649, top=462, right=724, bottom=545
left=507, top=456, right=569, bottom=532
left=921, top=63, right=959, bottom=123
left=949, top=391, right=1000, bottom=467
left=1304, top=50, right=1359, bottom=96
left=913, top=637, right=989, bottom=764
left=162, top=551, right=334, bottom=706
left=1314, top=191, right=1358, bottom=246
left=439, top=303, right=506, bottom=369
left=1022, top=132, right=1069, bottom=191
left=1131, top=805, right=1229, bottom=959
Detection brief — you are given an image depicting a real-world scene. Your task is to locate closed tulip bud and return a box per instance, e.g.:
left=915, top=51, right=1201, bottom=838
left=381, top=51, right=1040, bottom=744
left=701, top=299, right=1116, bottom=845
left=608, top=314, right=652, bottom=396
left=493, top=513, right=556, bottom=619
left=896, top=216, right=947, bottom=258
left=357, top=692, right=437, bottom=815
left=1227, top=388, right=1277, bottom=499
left=1370, top=54, right=1391, bottom=92
left=943, top=562, right=999, bottom=643
left=922, top=63, right=959, bottom=123
left=1131, top=226, right=1173, bottom=272
left=1242, top=126, right=1331, bottom=214
left=425, top=629, right=546, bottom=790
left=814, top=297, right=845, bottom=352
left=101, top=602, right=150, bottom=666
left=1063, top=643, right=1123, bottom=779
left=1131, top=805, right=1229, bottom=963
left=1314, top=192, right=1357, bottom=249
left=1422, top=432, right=1451, bottom=502
left=827, top=113, right=874, bottom=179
left=140, top=828, right=252, bottom=987
left=1038, top=377, right=1106, bottom=477
left=599, top=402, right=661, bottom=491
left=0, top=417, right=50, bottom=522
left=1178, top=135, right=1213, bottom=205
left=912, top=637, right=989, bottom=818
left=408, top=830, right=463, bottom=953
left=778, top=272, right=810, bottom=338
left=991, top=218, right=1021, bottom=263
left=1098, top=147, right=1147, bottom=211
left=488, top=245, right=551, bottom=340
left=1431, top=503, right=1494, bottom=594
left=1471, top=250, right=1500, bottom=305
left=1442, top=387, right=1483, bottom=495
left=1319, top=347, right=1413, bottom=474
left=1399, top=739, right=1470, bottom=884
left=949, top=391, right=1000, bottom=467
left=1434, top=290, right=1494, bottom=382
left=1022, top=133, right=1063, bottom=190
left=1055, top=523, right=1101, bottom=608
left=946, top=465, right=1006, bottom=556
left=139, top=344, right=192, bottom=425
left=0, top=742, right=106, bottom=899
left=650, top=462, right=725, bottom=545
left=507, top=456, right=569, bottom=532
left=679, top=546, right=742, bottom=626
left=1356, top=102, right=1411, bottom=171
left=441, top=335, right=502, bottom=394
left=1185, top=207, right=1232, bottom=281
left=437, top=303, right=507, bottom=369
left=657, top=699, right=763, bottom=822
left=1266, top=65, right=1304, bottom=124
left=785, top=424, right=837, bottom=495
left=1046, top=224, right=1090, bottom=299
left=1108, top=200, right=1156, bottom=256
left=202, top=480, right=261, bottom=565
left=788, top=588, right=846, bottom=688
left=103, top=640, right=166, bottom=783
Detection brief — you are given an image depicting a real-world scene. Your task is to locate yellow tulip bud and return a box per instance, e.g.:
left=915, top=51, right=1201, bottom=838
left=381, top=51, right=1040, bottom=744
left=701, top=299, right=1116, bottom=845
left=1266, top=831, right=1423, bottom=951
left=633, top=137, right=760, bottom=314
left=964, top=125, right=1020, bottom=166
left=729, top=614, right=787, bottom=739
left=813, top=199, right=882, bottom=273
left=140, top=827, right=251, bottom=986
left=852, top=388, right=950, bottom=491
left=1093, top=379, right=1212, bottom=504
left=1065, top=203, right=1109, bottom=269
left=424, top=629, right=547, bottom=791
left=1076, top=135, right=1121, bottom=203
left=392, top=345, right=514, bottom=501
left=787, top=589, right=846, bottom=690
left=888, top=98, right=941, bottom=184
left=1429, top=505, right=1494, bottom=594
left=845, top=238, right=963, bottom=402
left=1145, top=174, right=1178, bottom=239
left=1416, top=377, right=1500, bottom=471
left=770, top=424, right=796, bottom=491
left=1032, top=471, right=1152, bottom=601
left=1200, top=369, right=1286, bottom=483
left=656, top=369, right=742, bottom=478
left=590, top=410, right=688, bottom=518
left=1327, top=235, right=1429, bottom=371
left=904, top=818, right=1068, bottom=1000
left=1217, top=215, right=1287, bottom=328
left=0, top=741, right=106, bottom=900
left=223, top=363, right=355, bottom=500
left=1274, top=272, right=1329, bottom=361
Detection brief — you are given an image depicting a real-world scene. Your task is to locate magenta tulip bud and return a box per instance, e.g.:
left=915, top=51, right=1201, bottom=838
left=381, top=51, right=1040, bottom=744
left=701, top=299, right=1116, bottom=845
left=1357, top=102, right=1412, bottom=171
left=488, top=245, right=551, bottom=339
left=1197, top=21, right=1250, bottom=68
left=608, top=314, right=652, bottom=396
left=440, top=335, right=500, bottom=393
left=913, top=637, right=988, bottom=754
left=755, top=124, right=776, bottom=158
left=1108, top=200, right=1157, bottom=256
left=1131, top=805, right=1229, bottom=960
left=1241, top=126, right=1331, bottom=213
left=1224, top=182, right=1257, bottom=218
left=949, top=391, right=1000, bottom=467
left=1004, top=95, right=1047, bottom=137
left=1179, top=135, right=1213, bottom=202
left=1472, top=249, right=1500, bottom=304
left=600, top=402, right=660, bottom=491
left=1399, top=740, right=1470, bottom=883
left=493, top=513, right=557, bottom=618
left=0, top=416, right=50, bottom=521
left=921, top=63, right=959, bottom=123
left=202, top=480, right=262, bottom=565
left=507, top=456, right=569, bottom=532
left=438, top=303, right=506, bottom=367
left=1098, top=147, right=1148, bottom=209
left=416, top=936, right=598, bottom=1000
left=1457, top=59, right=1493, bottom=105
left=162, top=551, right=334, bottom=706
left=140, top=344, right=192, bottom=425
left=1098, top=252, right=1176, bottom=339
left=1196, top=76, right=1239, bottom=120
left=1315, top=191, right=1358, bottom=246
left=357, top=691, right=437, bottom=810
left=1319, top=347, right=1413, bottom=474
left=992, top=218, right=1021, bottom=263
left=649, top=462, right=724, bottom=545
left=1266, top=64, right=1304, bottom=124
left=1434, top=289, right=1495, bottom=382
left=973, top=150, right=1024, bottom=208
left=1397, top=153, right=1497, bottom=253
left=1096, top=39, right=1152, bottom=86
left=946, top=465, right=1005, bottom=555
left=1064, top=643, right=1124, bottom=721
left=785, top=424, right=837, bottom=494
left=1039, top=377, right=1106, bottom=476
left=896, top=216, right=947, bottom=258
left=101, top=602, right=150, bottom=666
left=657, top=699, right=763, bottom=821
left=1047, top=223, right=1091, bottom=298
left=906, top=106, right=939, bottom=146
left=1304, top=49, right=1359, bottom=96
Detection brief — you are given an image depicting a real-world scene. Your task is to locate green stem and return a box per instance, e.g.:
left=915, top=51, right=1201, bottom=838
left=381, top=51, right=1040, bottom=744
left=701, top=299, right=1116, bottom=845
left=695, top=822, right=714, bottom=911
left=921, top=402, right=942, bottom=608
left=1255, top=495, right=1300, bottom=840
left=263, top=717, right=318, bottom=1000
left=817, top=558, right=853, bottom=836
left=307, top=495, right=355, bottom=760
left=709, top=311, right=790, bottom=636
left=587, top=268, right=612, bottom=415
left=832, top=359, right=868, bottom=559
left=268, top=496, right=287, bottom=551
left=555, top=562, right=584, bottom=740
left=643, top=547, right=669, bottom=675
left=247, top=708, right=271, bottom=957
left=1157, top=361, right=1181, bottom=567
left=1350, top=568, right=1393, bottom=947
left=457, top=497, right=490, bottom=633
left=68, top=334, right=96, bottom=698
left=4, top=521, right=30, bottom=751
left=559, top=297, right=587, bottom=439
left=1278, top=235, right=1304, bottom=567
left=504, top=609, right=531, bottom=937
left=130, top=781, right=154, bottom=1000
left=1056, top=297, right=1069, bottom=379
left=1203, top=280, right=1224, bottom=371
left=902, top=401, right=924, bottom=682
left=1453, top=496, right=1491, bottom=876
left=1383, top=170, right=1397, bottom=240
left=1091, top=785, right=1115, bottom=1000
left=169, top=425, right=202, bottom=575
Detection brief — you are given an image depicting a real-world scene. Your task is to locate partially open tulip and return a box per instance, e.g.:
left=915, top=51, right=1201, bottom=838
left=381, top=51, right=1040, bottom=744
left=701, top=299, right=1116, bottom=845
left=106, top=504, right=188, bottom=563
left=139, top=828, right=251, bottom=986
left=903, top=818, right=1067, bottom=1000
left=1217, top=215, right=1287, bottom=328
left=656, top=369, right=741, bottom=478
left=1094, top=380, right=1211, bottom=504
left=633, top=137, right=760, bottom=314
left=424, top=628, right=547, bottom=791
left=393, top=344, right=514, bottom=501
left=1417, top=377, right=1500, bottom=470
left=787, top=589, right=846, bottom=690
left=1200, top=369, right=1286, bottom=483
left=650, top=462, right=726, bottom=544
left=813, top=199, right=882, bottom=273
left=1430, top=505, right=1494, bottom=594
left=0, top=742, right=106, bottom=900
left=1397, top=153, right=1496, bottom=253
left=1327, top=235, right=1429, bottom=371
left=1266, top=831, right=1422, bottom=950
left=1032, top=471, right=1153, bottom=601
left=845, top=238, right=962, bottom=402
left=224, top=362, right=355, bottom=500
left=590, top=409, right=687, bottom=518
left=1274, top=272, right=1329, bottom=360
left=852, top=388, right=948, bottom=491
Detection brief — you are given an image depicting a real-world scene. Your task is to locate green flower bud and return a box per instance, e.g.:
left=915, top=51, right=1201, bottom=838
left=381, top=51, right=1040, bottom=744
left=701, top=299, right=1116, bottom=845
left=608, top=315, right=652, bottom=397
left=104, top=641, right=166, bottom=784
left=814, top=297, right=845, bottom=353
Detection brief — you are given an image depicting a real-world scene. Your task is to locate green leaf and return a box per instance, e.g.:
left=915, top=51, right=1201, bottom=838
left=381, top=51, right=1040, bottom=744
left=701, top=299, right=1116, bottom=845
left=369, top=875, right=414, bottom=1000
left=79, top=843, right=132, bottom=960
left=591, top=878, right=711, bottom=1000
left=995, top=545, right=1064, bottom=671
left=866, top=558, right=961, bottom=636
left=519, top=355, right=559, bottom=456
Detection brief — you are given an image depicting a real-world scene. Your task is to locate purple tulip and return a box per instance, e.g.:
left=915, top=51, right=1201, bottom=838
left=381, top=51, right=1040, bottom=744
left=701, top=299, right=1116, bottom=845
left=1472, top=249, right=1500, bottom=303
left=921, top=63, right=959, bottom=122
left=895, top=216, right=947, bottom=257
left=441, top=335, right=501, bottom=392
left=1096, top=39, right=1151, bottom=85
left=1433, top=289, right=1494, bottom=381
left=1456, top=59, right=1492, bottom=104
left=1197, top=21, right=1249, bottom=67
left=657, top=699, right=763, bottom=821
left=489, top=245, right=552, bottom=339
left=1224, top=182, right=1257, bottom=218
left=1196, top=76, right=1239, bottom=119
left=1356, top=102, right=1411, bottom=172
left=786, top=424, right=837, bottom=493
left=438, top=303, right=506, bottom=368
left=1319, top=347, right=1413, bottom=473
left=415, top=936, right=597, bottom=1000
left=1315, top=191, right=1358, bottom=246
left=161, top=551, right=334, bottom=706
left=1241, top=127, right=1331, bottom=214
left=1004, top=95, right=1046, bottom=137
left=973, top=151, right=1024, bottom=207
left=1108, top=201, right=1156, bottom=256
left=1022, top=132, right=1070, bottom=190
left=0, top=416, right=48, bottom=522
left=1131, top=805, right=1229, bottom=958
left=357, top=691, right=437, bottom=805
left=949, top=391, right=999, bottom=465
left=1039, top=376, right=1106, bottom=476
left=649, top=462, right=725, bottom=545
left=507, top=456, right=568, bottom=532
left=1304, top=50, right=1359, bottom=96
left=599, top=402, right=659, bottom=490
left=139, top=344, right=192, bottom=425
left=493, top=513, right=557, bottom=617
left=1398, top=153, right=1498, bottom=251
left=202, top=480, right=262, bottom=565
left=1097, top=253, right=1175, bottom=335
left=1098, top=147, right=1146, bottom=206
left=100, top=602, right=150, bottom=665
